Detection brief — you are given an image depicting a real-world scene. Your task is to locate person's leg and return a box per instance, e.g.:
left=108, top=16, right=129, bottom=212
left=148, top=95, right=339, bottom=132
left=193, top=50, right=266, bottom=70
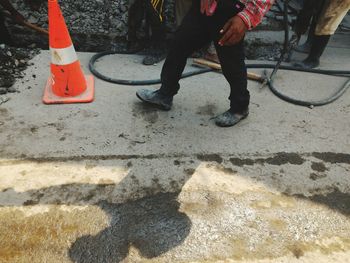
left=296, top=0, right=350, bottom=69
left=295, top=35, right=330, bottom=69
left=142, top=0, right=167, bottom=65
left=136, top=1, right=211, bottom=110
left=214, top=40, right=248, bottom=114
left=315, top=0, right=350, bottom=36
left=0, top=12, right=13, bottom=45
left=127, top=0, right=146, bottom=51
left=205, top=0, right=249, bottom=126
left=159, top=4, right=211, bottom=96
left=294, top=15, right=318, bottom=54
left=294, top=0, right=325, bottom=53
left=212, top=39, right=249, bottom=127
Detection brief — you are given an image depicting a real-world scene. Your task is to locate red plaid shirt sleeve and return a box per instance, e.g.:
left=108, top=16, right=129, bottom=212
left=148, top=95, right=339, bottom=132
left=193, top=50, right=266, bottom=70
left=237, top=0, right=275, bottom=30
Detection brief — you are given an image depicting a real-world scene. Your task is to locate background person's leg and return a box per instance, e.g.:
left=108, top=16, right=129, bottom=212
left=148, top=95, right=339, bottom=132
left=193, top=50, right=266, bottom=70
left=142, top=0, right=168, bottom=65
left=296, top=0, right=350, bottom=69
left=0, top=12, right=13, bottom=45
left=315, top=0, right=350, bottom=36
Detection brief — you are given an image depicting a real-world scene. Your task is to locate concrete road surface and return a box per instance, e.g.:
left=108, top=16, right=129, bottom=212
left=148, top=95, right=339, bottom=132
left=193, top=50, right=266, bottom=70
left=0, top=38, right=349, bottom=262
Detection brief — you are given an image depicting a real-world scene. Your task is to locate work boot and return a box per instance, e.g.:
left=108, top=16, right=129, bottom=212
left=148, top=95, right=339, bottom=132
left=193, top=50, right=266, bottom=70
left=214, top=108, right=249, bottom=127
left=294, top=35, right=330, bottom=69
left=136, top=89, right=173, bottom=111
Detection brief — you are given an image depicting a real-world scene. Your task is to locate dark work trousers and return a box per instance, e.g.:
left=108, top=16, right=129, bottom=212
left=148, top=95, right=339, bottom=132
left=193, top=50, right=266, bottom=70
left=0, top=12, right=13, bottom=45
left=159, top=0, right=249, bottom=113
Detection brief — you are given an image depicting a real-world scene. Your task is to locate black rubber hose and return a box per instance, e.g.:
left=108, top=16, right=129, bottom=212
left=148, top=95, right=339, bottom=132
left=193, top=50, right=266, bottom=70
left=89, top=50, right=212, bottom=86
left=89, top=52, right=349, bottom=85
left=270, top=0, right=290, bottom=80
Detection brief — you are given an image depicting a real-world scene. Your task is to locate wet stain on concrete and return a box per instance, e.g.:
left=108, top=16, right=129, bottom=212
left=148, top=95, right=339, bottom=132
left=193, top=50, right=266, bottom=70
left=81, top=110, right=99, bottom=118
left=196, top=104, right=217, bottom=116
left=256, top=152, right=305, bottom=165
left=197, top=154, right=223, bottom=164
left=169, top=180, right=180, bottom=190
left=184, top=168, right=196, bottom=176
left=3, top=152, right=347, bottom=167
left=23, top=200, right=39, bottom=206
left=132, top=103, right=159, bottom=124
left=304, top=189, right=350, bottom=216
left=312, top=152, right=350, bottom=164
left=30, top=126, right=38, bottom=134
left=46, top=122, right=65, bottom=132
left=230, top=152, right=305, bottom=166
left=310, top=173, right=327, bottom=181
left=2, top=154, right=173, bottom=164
left=229, top=157, right=255, bottom=166
left=311, top=162, right=328, bottom=172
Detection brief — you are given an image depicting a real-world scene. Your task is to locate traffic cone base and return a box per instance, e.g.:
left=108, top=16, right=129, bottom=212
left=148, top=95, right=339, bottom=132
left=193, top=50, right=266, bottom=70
left=43, top=74, right=94, bottom=104
left=43, top=0, right=94, bottom=105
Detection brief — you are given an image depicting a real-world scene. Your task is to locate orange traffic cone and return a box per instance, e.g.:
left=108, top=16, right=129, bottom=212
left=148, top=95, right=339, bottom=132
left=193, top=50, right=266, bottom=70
left=43, top=0, right=94, bottom=104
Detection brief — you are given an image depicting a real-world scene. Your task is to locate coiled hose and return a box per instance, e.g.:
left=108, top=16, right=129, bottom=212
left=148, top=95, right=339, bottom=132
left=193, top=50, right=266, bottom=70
left=89, top=0, right=350, bottom=107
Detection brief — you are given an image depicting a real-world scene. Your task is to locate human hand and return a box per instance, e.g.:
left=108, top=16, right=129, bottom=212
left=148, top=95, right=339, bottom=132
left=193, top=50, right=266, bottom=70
left=218, top=16, right=247, bottom=46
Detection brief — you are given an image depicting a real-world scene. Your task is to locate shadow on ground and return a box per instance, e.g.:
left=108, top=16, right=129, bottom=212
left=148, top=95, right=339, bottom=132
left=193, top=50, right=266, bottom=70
left=69, top=191, right=190, bottom=262
left=0, top=164, right=195, bottom=262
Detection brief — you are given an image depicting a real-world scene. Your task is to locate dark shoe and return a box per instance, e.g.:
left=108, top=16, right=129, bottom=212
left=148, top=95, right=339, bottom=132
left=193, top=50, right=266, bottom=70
left=214, top=109, right=249, bottom=127
left=294, top=35, right=330, bottom=69
left=136, top=89, right=173, bottom=111
left=294, top=57, right=320, bottom=69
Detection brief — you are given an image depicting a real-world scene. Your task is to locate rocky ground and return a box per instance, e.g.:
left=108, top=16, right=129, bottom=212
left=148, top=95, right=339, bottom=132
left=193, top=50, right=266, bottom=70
left=8, top=0, right=290, bottom=51
left=9, top=0, right=177, bottom=50
left=0, top=44, right=39, bottom=103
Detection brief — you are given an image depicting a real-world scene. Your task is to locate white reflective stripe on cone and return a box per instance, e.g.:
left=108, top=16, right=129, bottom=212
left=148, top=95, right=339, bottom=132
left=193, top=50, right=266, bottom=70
left=50, top=45, right=78, bottom=66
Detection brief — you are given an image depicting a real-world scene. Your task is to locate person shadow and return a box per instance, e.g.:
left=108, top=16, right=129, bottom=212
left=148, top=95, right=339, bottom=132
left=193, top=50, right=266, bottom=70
left=69, top=191, right=191, bottom=262
left=0, top=163, right=195, bottom=263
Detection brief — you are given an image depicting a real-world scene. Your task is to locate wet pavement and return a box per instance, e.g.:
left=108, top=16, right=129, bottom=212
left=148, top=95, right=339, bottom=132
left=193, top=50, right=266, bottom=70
left=0, top=36, right=349, bottom=262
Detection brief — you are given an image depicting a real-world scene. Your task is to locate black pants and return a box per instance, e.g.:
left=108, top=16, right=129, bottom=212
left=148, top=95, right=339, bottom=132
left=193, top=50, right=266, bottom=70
left=0, top=12, right=13, bottom=45
left=159, top=0, right=249, bottom=113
